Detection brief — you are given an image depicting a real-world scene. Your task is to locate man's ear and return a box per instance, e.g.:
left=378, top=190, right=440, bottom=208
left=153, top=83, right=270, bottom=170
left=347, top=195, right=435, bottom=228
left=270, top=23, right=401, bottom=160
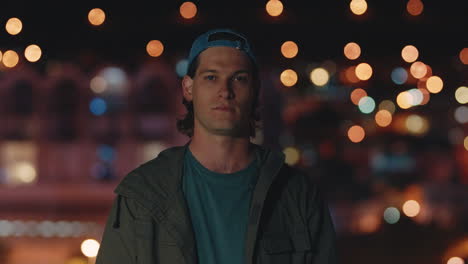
left=182, top=75, right=193, bottom=102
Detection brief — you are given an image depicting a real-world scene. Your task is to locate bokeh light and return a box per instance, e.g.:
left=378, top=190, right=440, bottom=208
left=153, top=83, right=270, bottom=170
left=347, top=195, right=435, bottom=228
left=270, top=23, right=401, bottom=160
left=8, top=162, right=37, bottom=184
left=176, top=59, right=189, bottom=77
left=2, top=50, right=19, bottom=68
left=401, top=45, right=419, bottom=63
left=348, top=125, right=365, bottom=143
left=281, top=41, right=298, bottom=58
left=464, top=136, right=468, bottom=151
left=24, top=44, right=42, bottom=62
left=344, top=42, right=361, bottom=60
left=90, top=76, right=107, bottom=94
left=408, top=88, right=423, bottom=106
left=280, top=69, right=298, bottom=87
left=426, top=76, right=443, bottom=94
left=407, top=0, right=424, bottom=16
left=358, top=96, right=376, bottom=114
left=383, top=207, right=400, bottom=224
left=447, top=257, right=465, bottom=264
left=402, top=200, right=420, bottom=217
left=180, top=2, right=197, bottom=19
left=266, top=0, right=284, bottom=17
left=351, top=88, right=367, bottom=105
left=406, top=114, right=429, bottom=135
left=89, top=98, right=107, bottom=116
left=375, top=110, right=392, bottom=127
left=379, top=100, right=396, bottom=114
left=455, top=86, right=468, bottom=104
left=5, top=17, right=22, bottom=35
left=350, top=0, right=368, bottom=15
left=310, top=68, right=329, bottom=86
left=283, top=147, right=300, bottom=165
left=146, top=40, right=164, bottom=57
left=88, top=8, right=106, bottom=26
left=345, top=66, right=360, bottom=83
left=396, top=91, right=413, bottom=109
left=391, top=67, right=408, bottom=85
left=459, top=48, right=468, bottom=65
left=355, top=63, right=372, bottom=81
left=418, top=88, right=431, bottom=105
left=410, top=61, right=427, bottom=79
left=81, top=239, right=100, bottom=258
left=454, top=106, right=468, bottom=124
left=0, top=51, right=2, bottom=62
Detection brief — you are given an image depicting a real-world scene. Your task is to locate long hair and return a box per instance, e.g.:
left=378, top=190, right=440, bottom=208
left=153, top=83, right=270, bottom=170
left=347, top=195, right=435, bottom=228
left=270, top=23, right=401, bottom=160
left=176, top=55, right=261, bottom=138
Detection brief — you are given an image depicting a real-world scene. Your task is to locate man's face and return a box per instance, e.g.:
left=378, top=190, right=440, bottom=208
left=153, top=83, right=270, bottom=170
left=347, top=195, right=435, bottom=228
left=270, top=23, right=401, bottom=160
left=182, top=46, right=256, bottom=137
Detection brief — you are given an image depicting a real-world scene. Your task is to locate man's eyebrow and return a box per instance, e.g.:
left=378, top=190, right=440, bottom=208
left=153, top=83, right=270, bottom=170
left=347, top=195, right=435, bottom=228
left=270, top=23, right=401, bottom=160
left=199, top=69, right=218, bottom=74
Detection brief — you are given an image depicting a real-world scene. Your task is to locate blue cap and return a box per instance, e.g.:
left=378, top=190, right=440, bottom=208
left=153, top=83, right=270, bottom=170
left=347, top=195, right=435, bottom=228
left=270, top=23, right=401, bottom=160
left=187, top=28, right=256, bottom=72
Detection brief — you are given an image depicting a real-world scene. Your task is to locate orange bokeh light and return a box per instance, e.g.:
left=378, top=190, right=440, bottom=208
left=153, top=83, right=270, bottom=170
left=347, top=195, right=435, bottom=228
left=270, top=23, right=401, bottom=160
left=410, top=61, right=427, bottom=79
left=344, top=42, right=361, bottom=60
left=355, top=63, right=373, bottom=81
left=266, top=0, right=284, bottom=17
left=459, top=48, right=468, bottom=65
left=375, top=110, right=392, bottom=127
left=146, top=40, right=164, bottom=57
left=88, top=8, right=106, bottom=26
left=401, top=45, right=419, bottom=63
left=348, top=125, right=365, bottom=143
left=281, top=41, right=298, bottom=58
left=351, top=88, right=367, bottom=105
left=407, top=0, right=424, bottom=16
left=180, top=2, right=197, bottom=19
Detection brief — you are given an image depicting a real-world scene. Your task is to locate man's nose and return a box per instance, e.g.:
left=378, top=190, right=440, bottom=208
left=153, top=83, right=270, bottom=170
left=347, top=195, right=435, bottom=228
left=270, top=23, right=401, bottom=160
left=218, top=79, right=235, bottom=99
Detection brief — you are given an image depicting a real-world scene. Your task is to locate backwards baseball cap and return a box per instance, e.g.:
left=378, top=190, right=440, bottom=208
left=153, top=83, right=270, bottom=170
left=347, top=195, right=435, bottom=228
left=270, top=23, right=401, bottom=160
left=187, top=28, right=257, bottom=72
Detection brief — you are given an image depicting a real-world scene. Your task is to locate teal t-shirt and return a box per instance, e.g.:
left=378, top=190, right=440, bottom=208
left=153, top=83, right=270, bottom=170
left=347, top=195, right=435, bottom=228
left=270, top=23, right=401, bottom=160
left=182, top=149, right=258, bottom=264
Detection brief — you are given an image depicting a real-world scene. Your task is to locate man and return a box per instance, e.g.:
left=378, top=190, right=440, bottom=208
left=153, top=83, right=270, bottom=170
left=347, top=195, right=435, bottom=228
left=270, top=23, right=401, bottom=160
left=96, top=28, right=337, bottom=264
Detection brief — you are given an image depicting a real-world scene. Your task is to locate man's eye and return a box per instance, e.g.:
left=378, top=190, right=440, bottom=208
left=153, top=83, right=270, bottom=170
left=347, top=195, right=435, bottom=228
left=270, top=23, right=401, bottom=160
left=234, top=76, right=248, bottom=82
left=204, top=75, right=216, bottom=81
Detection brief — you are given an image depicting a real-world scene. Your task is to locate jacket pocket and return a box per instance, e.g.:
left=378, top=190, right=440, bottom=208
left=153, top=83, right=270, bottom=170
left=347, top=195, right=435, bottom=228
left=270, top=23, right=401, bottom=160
left=259, top=232, right=312, bottom=264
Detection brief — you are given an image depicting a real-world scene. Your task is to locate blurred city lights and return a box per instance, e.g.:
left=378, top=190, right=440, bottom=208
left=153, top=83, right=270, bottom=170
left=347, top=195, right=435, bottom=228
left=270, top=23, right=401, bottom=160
left=355, top=63, right=372, bottom=81
left=146, top=40, right=164, bottom=57
left=447, top=257, right=465, bottom=264
left=406, top=114, right=429, bottom=135
left=266, top=0, right=284, bottom=17
left=423, top=64, right=433, bottom=79
left=454, top=106, right=468, bottom=124
left=426, top=76, right=443, bottom=94
left=90, top=76, right=107, bottom=94
left=358, top=213, right=380, bottom=233
left=81, top=239, right=100, bottom=257
left=402, top=200, right=420, bottom=217
left=401, top=45, right=419, bottom=63
left=176, top=59, right=189, bottom=77
left=180, top=2, right=197, bottom=19
left=281, top=41, right=298, bottom=58
left=375, top=110, right=392, bottom=127
left=455, top=86, right=468, bottom=104
left=358, top=96, right=376, bottom=114
left=343, top=42, right=361, bottom=60
left=7, top=162, right=37, bottom=185
left=280, top=69, right=298, bottom=87
left=345, top=66, right=360, bottom=83
left=24, top=44, right=42, bottom=62
left=391, top=67, right=408, bottom=85
left=396, top=91, right=413, bottom=109
left=459, top=48, right=468, bottom=65
left=89, top=98, right=107, bottom=116
left=283, top=147, right=300, bottom=165
left=310, top=67, right=329, bottom=86
left=88, top=8, right=106, bottom=26
left=408, top=88, right=423, bottom=106
left=349, top=0, right=368, bottom=15
left=5, top=17, right=22, bottom=35
left=3, top=50, right=19, bottom=68
left=383, top=207, right=400, bottom=224
left=464, top=136, right=468, bottom=151
left=348, top=125, right=365, bottom=143
left=379, top=100, right=396, bottom=114
left=406, top=0, right=424, bottom=16
left=410, top=61, right=427, bottom=79
left=418, top=88, right=431, bottom=105
left=350, top=88, right=367, bottom=105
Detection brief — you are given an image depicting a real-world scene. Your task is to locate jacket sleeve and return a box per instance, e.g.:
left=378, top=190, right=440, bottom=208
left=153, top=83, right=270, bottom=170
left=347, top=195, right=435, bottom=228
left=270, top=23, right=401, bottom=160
left=96, top=195, right=137, bottom=264
left=307, top=186, right=338, bottom=264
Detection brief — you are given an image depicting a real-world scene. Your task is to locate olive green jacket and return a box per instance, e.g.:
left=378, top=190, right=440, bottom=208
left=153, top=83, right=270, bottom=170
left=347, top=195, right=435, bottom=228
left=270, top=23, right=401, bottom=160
left=96, top=144, right=337, bottom=264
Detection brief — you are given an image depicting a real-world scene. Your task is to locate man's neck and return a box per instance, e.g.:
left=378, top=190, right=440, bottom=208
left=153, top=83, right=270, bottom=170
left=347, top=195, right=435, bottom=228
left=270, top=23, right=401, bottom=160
left=189, top=133, right=254, bottom=174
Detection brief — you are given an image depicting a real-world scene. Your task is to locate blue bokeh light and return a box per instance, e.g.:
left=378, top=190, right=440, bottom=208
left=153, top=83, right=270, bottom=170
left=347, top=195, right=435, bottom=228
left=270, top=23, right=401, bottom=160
left=89, top=98, right=107, bottom=116
left=391, top=67, right=408, bottom=85
left=97, top=145, right=116, bottom=162
left=176, top=59, right=189, bottom=77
